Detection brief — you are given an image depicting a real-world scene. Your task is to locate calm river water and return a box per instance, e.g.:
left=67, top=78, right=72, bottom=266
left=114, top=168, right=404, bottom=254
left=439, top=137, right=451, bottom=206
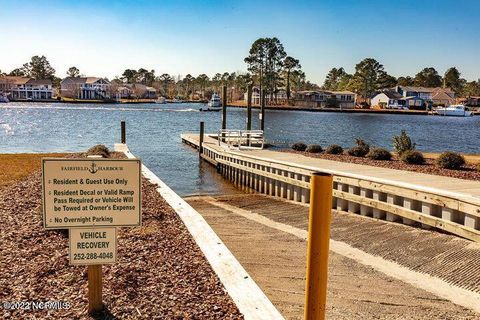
left=1, top=102, right=479, bottom=195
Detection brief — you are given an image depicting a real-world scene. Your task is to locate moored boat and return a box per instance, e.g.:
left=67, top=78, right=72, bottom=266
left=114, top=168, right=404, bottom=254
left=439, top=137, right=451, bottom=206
left=0, top=93, right=9, bottom=103
left=205, top=92, right=222, bottom=111
left=435, top=105, right=473, bottom=117
left=155, top=96, right=166, bottom=104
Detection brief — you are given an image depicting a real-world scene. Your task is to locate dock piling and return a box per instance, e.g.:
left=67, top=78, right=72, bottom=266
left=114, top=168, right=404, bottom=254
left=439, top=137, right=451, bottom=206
left=222, top=85, right=227, bottom=142
left=121, top=121, right=126, bottom=144
left=199, top=121, right=204, bottom=157
left=260, top=89, right=265, bottom=131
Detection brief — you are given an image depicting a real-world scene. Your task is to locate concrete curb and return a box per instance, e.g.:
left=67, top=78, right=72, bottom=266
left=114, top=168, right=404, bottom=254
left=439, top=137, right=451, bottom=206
left=114, top=143, right=284, bottom=320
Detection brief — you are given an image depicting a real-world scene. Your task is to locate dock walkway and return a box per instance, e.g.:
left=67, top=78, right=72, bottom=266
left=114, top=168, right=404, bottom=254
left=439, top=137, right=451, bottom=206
left=183, top=133, right=480, bottom=201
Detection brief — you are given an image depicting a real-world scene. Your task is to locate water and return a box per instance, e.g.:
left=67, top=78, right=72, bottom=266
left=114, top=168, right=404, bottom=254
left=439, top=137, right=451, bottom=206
left=1, top=102, right=479, bottom=196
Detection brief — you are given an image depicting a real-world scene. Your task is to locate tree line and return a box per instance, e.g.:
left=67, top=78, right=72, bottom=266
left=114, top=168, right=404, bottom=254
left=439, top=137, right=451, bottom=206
left=2, top=44, right=479, bottom=100
left=322, top=58, right=480, bottom=98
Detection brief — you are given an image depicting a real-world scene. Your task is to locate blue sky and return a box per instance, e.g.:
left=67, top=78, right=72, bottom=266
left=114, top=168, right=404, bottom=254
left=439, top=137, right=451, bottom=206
left=0, top=0, right=479, bottom=84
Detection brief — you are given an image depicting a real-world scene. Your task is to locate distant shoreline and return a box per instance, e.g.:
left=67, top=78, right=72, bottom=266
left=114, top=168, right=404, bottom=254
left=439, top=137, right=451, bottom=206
left=226, top=103, right=430, bottom=115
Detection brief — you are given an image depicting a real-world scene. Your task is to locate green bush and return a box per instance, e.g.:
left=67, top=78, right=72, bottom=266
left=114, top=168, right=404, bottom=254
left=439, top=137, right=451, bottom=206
left=392, top=130, right=416, bottom=155
left=325, top=144, right=344, bottom=155
left=436, top=151, right=465, bottom=170
left=347, top=139, right=370, bottom=157
left=366, top=148, right=392, bottom=160
left=401, top=150, right=425, bottom=165
left=306, top=144, right=323, bottom=153
left=292, top=142, right=307, bottom=151
left=86, top=144, right=110, bottom=158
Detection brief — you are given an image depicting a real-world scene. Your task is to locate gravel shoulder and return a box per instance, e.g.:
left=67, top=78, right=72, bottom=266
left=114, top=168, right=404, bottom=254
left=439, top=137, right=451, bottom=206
left=0, top=154, right=243, bottom=319
left=283, top=150, right=480, bottom=181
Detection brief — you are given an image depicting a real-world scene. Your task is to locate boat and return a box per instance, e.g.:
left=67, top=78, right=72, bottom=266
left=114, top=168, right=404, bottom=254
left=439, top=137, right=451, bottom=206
left=435, top=105, right=473, bottom=117
left=155, top=96, right=166, bottom=104
left=205, top=92, right=222, bottom=111
left=0, top=93, right=9, bottom=103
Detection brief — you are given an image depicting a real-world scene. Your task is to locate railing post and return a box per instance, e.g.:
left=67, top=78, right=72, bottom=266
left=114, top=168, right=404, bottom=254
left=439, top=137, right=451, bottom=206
left=121, top=121, right=126, bottom=144
left=222, top=85, right=227, bottom=142
left=304, top=172, right=333, bottom=320
left=199, top=121, right=204, bottom=157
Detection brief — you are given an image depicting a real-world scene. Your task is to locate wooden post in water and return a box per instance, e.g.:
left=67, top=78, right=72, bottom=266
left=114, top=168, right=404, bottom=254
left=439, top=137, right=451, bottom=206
left=199, top=121, right=204, bottom=158
left=222, top=85, right=227, bottom=142
left=246, top=84, right=252, bottom=146
left=304, top=172, right=333, bottom=320
left=88, top=265, right=103, bottom=314
left=260, top=88, right=265, bottom=131
left=121, top=121, right=126, bottom=144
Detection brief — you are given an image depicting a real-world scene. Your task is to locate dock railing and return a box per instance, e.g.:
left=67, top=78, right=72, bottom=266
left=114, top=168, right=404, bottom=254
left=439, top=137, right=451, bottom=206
left=181, top=133, right=480, bottom=243
left=217, top=129, right=264, bottom=150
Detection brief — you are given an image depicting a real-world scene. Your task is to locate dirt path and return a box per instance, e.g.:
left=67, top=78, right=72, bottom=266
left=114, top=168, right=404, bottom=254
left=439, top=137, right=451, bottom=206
left=187, top=194, right=480, bottom=320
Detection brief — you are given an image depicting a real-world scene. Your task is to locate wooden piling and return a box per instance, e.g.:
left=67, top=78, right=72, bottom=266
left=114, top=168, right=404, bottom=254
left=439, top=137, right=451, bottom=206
left=199, top=121, right=204, bottom=157
left=121, top=121, right=126, bottom=144
left=260, top=88, right=265, bottom=131
left=222, top=85, right=227, bottom=142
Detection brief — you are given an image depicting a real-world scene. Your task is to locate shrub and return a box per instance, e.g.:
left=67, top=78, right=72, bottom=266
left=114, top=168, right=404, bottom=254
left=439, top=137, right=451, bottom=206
left=86, top=144, right=110, bottom=158
left=325, top=144, right=344, bottom=155
left=292, top=142, right=307, bottom=151
left=347, top=138, right=370, bottom=157
left=436, top=151, right=465, bottom=170
left=306, top=144, right=323, bottom=153
left=366, top=148, right=392, bottom=160
left=392, top=130, right=416, bottom=155
left=401, top=150, right=425, bottom=165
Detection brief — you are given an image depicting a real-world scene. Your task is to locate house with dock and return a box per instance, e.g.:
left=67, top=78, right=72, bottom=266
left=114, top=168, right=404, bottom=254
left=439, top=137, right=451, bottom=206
left=293, top=90, right=356, bottom=109
left=371, top=85, right=456, bottom=109
left=60, top=77, right=111, bottom=100
left=0, top=76, right=54, bottom=100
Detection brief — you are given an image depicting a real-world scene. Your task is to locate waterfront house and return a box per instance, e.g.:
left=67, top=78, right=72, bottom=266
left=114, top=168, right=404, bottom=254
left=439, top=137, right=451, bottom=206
left=294, top=90, right=356, bottom=109
left=370, top=90, right=406, bottom=109
left=243, top=86, right=289, bottom=105
left=458, top=96, right=480, bottom=107
left=0, top=76, right=53, bottom=100
left=11, top=79, right=53, bottom=100
left=394, top=85, right=455, bottom=107
left=60, top=77, right=111, bottom=100
left=125, top=83, right=157, bottom=99
left=0, top=76, right=30, bottom=94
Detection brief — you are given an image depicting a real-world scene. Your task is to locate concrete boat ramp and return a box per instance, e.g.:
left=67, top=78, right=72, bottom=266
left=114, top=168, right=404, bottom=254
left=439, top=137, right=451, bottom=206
left=186, top=193, right=480, bottom=319
left=179, top=133, right=480, bottom=319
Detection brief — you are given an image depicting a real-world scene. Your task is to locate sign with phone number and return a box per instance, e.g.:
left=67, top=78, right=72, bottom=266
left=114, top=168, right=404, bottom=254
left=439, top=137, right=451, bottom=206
left=69, top=228, right=116, bottom=265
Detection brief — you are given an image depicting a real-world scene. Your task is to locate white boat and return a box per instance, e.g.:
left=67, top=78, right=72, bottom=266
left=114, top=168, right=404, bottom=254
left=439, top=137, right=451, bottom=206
left=436, top=105, right=473, bottom=117
left=206, top=92, right=222, bottom=111
left=0, top=94, right=9, bottom=103
left=155, top=96, right=166, bottom=104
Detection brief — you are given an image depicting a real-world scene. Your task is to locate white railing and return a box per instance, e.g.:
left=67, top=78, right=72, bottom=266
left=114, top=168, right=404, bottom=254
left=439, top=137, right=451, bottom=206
left=217, top=129, right=265, bottom=150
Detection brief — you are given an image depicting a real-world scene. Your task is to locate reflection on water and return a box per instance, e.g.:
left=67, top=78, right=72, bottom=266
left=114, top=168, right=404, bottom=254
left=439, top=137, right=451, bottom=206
left=1, top=102, right=479, bottom=195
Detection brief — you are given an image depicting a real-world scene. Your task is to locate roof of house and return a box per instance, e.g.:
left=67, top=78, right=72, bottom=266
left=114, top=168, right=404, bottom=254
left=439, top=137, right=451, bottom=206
left=125, top=83, right=157, bottom=92
left=397, top=85, right=454, bottom=94
left=61, top=77, right=109, bottom=84
left=0, top=76, right=30, bottom=85
left=374, top=90, right=403, bottom=99
left=331, top=90, right=356, bottom=95
left=26, top=79, right=52, bottom=86
left=431, top=90, right=455, bottom=101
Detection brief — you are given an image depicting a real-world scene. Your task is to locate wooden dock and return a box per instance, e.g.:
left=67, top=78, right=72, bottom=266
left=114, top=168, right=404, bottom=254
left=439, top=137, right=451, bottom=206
left=181, top=133, right=480, bottom=242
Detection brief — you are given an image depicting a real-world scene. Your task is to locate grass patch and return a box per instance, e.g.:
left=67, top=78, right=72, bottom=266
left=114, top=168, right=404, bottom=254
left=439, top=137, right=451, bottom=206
left=0, top=153, right=68, bottom=188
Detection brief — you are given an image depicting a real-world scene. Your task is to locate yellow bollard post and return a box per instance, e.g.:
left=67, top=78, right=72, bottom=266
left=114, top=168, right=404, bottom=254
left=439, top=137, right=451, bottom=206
left=304, top=172, right=333, bottom=320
